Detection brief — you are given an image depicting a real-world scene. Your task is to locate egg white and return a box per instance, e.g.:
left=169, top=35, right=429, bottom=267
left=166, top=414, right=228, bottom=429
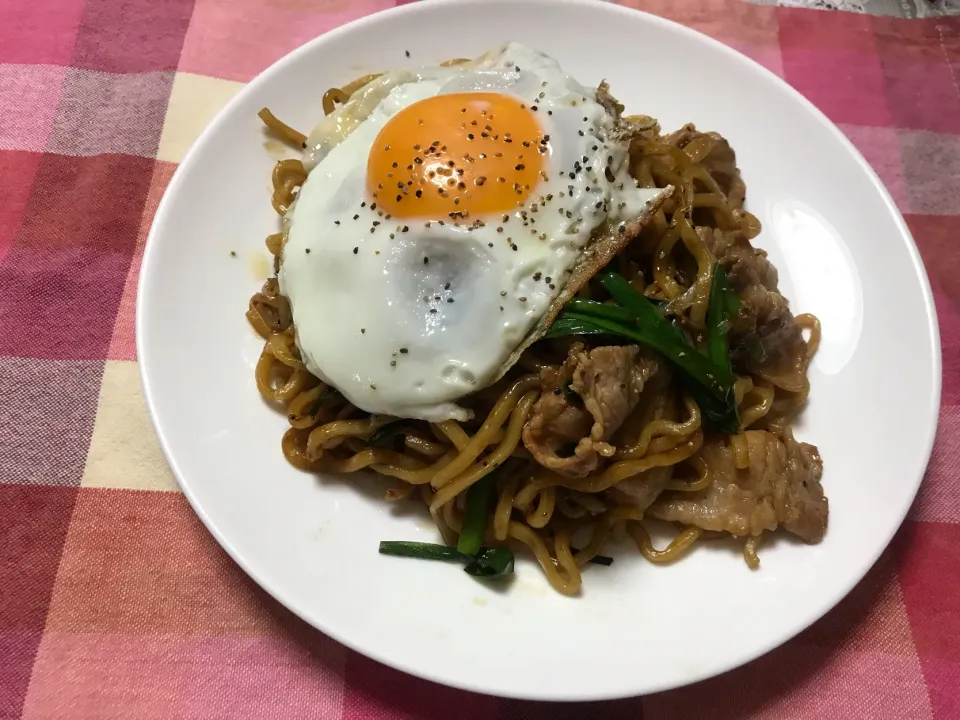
left=279, top=43, right=667, bottom=421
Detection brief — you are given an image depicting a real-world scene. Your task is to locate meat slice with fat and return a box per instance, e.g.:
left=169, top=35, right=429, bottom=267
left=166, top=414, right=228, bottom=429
left=647, top=429, right=827, bottom=542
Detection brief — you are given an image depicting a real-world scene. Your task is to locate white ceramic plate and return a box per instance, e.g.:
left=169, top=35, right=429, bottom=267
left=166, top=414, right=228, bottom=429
left=138, top=0, right=941, bottom=701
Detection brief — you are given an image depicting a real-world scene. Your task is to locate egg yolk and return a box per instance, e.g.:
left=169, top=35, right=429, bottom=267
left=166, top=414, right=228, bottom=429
left=367, top=92, right=545, bottom=220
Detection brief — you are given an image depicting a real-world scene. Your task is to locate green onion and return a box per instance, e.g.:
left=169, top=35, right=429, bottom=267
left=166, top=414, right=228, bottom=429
left=464, top=547, right=515, bottom=577
left=570, top=548, right=615, bottom=566
left=565, top=297, right=641, bottom=325
left=682, top=378, right=739, bottom=434
left=543, top=312, right=611, bottom=339
left=377, top=541, right=462, bottom=562
left=544, top=271, right=740, bottom=433
left=598, top=273, right=691, bottom=348
left=457, top=475, right=496, bottom=556
left=304, top=389, right=340, bottom=418
left=549, top=311, right=732, bottom=397
left=378, top=541, right=515, bottom=579
left=366, top=420, right=406, bottom=449
left=705, top=264, right=740, bottom=370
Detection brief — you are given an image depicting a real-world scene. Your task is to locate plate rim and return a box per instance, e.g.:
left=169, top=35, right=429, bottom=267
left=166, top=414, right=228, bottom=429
left=136, top=0, right=942, bottom=700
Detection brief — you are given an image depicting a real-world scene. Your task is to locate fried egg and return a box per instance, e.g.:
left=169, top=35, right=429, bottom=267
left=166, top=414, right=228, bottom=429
left=279, top=43, right=669, bottom=421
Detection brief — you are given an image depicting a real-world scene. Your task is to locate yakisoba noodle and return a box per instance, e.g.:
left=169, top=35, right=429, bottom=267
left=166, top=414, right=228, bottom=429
left=248, top=73, right=823, bottom=595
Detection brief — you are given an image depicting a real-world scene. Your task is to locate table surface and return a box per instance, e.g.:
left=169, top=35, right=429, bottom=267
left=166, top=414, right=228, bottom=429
left=1, top=0, right=958, bottom=717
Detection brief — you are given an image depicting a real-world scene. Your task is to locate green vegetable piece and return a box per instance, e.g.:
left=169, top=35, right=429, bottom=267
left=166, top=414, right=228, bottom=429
left=378, top=540, right=516, bottom=580
left=377, top=541, right=462, bottom=562
left=457, top=475, right=496, bottom=556
left=552, top=310, right=733, bottom=397
left=570, top=547, right=616, bottom=566
left=464, top=547, right=515, bottom=577
left=543, top=272, right=740, bottom=433
left=366, top=420, right=406, bottom=449
left=706, top=264, right=741, bottom=370
left=543, top=312, right=611, bottom=339
left=596, top=273, right=691, bottom=348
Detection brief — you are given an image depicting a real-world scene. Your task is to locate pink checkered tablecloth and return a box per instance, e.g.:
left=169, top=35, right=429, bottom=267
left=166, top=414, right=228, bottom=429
left=1, top=0, right=958, bottom=717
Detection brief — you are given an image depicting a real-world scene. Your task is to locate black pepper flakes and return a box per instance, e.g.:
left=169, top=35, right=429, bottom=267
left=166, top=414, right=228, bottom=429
left=353, top=247, right=358, bottom=254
